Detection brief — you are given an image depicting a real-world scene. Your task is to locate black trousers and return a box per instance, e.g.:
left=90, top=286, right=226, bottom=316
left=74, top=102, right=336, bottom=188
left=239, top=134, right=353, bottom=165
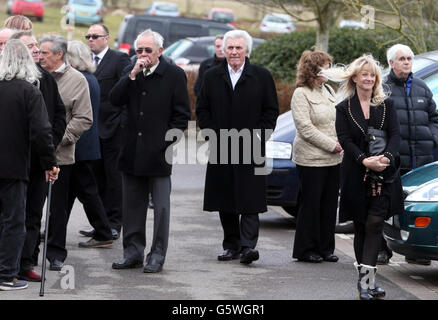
left=292, top=164, right=340, bottom=259
left=47, top=165, right=72, bottom=263
left=0, top=179, right=27, bottom=281
left=94, top=129, right=123, bottom=232
left=20, top=169, right=47, bottom=272
left=219, top=212, right=259, bottom=252
left=67, top=161, right=112, bottom=241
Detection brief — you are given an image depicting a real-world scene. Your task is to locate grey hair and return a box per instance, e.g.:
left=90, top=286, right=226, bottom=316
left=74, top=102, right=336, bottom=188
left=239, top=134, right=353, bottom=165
left=0, top=39, right=40, bottom=83
left=10, top=30, right=33, bottom=40
left=67, top=40, right=95, bottom=73
left=386, top=44, right=414, bottom=66
left=134, top=29, right=164, bottom=49
left=39, top=35, right=68, bottom=62
left=222, top=30, right=253, bottom=57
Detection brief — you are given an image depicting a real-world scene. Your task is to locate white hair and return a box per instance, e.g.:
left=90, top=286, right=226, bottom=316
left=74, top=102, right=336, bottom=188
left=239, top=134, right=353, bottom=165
left=0, top=39, right=40, bottom=83
left=67, top=40, right=96, bottom=73
left=222, top=30, right=253, bottom=57
left=134, top=29, right=164, bottom=49
left=386, top=44, right=414, bottom=66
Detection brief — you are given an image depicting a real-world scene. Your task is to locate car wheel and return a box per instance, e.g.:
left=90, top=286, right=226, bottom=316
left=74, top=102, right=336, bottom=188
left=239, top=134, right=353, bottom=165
left=37, top=17, right=43, bottom=22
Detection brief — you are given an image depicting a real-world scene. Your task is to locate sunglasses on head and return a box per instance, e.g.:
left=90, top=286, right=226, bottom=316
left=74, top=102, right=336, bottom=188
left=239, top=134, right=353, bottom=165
left=85, top=34, right=107, bottom=40
left=136, top=47, right=153, bottom=54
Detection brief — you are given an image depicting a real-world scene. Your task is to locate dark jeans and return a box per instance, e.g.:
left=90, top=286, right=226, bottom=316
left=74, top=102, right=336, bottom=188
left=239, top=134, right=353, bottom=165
left=67, top=161, right=112, bottom=241
left=219, top=212, right=260, bottom=252
left=292, top=164, right=340, bottom=259
left=94, top=130, right=123, bottom=232
left=20, top=169, right=47, bottom=272
left=0, top=179, right=27, bottom=281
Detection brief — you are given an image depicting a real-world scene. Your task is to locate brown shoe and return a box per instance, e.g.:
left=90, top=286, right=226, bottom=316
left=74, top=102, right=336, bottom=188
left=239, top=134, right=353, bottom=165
left=78, top=238, right=113, bottom=248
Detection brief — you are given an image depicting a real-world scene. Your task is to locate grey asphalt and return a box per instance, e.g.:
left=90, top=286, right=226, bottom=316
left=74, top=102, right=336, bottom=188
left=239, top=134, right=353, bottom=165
left=1, top=158, right=422, bottom=301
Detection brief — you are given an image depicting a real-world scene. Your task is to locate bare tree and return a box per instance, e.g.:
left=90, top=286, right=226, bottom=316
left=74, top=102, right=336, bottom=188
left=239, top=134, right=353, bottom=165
left=344, top=0, right=438, bottom=53
left=236, top=0, right=346, bottom=52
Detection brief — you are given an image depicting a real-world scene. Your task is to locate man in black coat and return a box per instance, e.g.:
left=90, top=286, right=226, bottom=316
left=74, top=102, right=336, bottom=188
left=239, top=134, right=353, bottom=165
left=81, top=24, right=131, bottom=240
left=193, top=35, right=224, bottom=98
left=196, top=30, right=279, bottom=265
left=378, top=44, right=438, bottom=266
left=10, top=31, right=66, bottom=282
left=0, top=39, right=58, bottom=291
left=110, top=29, right=190, bottom=273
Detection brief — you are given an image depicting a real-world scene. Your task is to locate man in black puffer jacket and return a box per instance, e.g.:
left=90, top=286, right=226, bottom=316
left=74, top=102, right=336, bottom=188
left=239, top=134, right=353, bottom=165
left=378, top=44, right=438, bottom=266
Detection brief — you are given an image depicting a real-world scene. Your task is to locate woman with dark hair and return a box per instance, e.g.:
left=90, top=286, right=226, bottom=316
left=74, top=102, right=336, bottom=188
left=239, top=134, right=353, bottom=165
left=321, top=54, right=403, bottom=300
left=291, top=50, right=342, bottom=264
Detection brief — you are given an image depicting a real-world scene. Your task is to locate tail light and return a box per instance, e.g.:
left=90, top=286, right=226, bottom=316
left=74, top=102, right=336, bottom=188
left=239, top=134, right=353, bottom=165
left=119, top=43, right=131, bottom=55
left=261, top=23, right=266, bottom=27
left=96, top=9, right=101, bottom=15
left=175, top=57, right=190, bottom=67
left=150, top=10, right=156, bottom=15
left=286, top=26, right=291, bottom=30
left=415, top=217, right=431, bottom=228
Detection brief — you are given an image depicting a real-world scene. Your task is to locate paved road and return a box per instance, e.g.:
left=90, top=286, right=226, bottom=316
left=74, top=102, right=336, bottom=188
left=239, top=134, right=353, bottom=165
left=2, top=142, right=438, bottom=301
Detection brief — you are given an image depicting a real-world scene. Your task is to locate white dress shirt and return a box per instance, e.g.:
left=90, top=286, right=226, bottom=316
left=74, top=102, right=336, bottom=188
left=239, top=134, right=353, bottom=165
left=92, top=46, right=109, bottom=65
left=228, top=61, right=245, bottom=90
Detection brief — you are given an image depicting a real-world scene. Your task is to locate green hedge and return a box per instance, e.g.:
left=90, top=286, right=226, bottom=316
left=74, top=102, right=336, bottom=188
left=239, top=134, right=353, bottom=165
left=251, top=27, right=438, bottom=83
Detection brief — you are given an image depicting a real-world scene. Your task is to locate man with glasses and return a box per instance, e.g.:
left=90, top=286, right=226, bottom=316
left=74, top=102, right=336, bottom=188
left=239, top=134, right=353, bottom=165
left=10, top=30, right=66, bottom=282
left=79, top=24, right=130, bottom=241
left=109, top=29, right=190, bottom=273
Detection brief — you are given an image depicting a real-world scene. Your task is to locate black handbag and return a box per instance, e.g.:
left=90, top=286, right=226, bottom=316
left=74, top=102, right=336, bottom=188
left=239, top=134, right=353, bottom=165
left=367, top=127, right=387, bottom=156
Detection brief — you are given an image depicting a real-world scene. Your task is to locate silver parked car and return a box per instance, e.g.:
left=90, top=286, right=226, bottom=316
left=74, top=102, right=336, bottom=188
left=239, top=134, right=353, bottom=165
left=260, top=13, right=295, bottom=34
left=145, top=1, right=180, bottom=17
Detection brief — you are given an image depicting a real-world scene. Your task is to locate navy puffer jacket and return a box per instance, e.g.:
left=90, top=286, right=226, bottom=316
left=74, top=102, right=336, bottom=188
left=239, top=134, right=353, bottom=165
left=385, top=70, right=438, bottom=170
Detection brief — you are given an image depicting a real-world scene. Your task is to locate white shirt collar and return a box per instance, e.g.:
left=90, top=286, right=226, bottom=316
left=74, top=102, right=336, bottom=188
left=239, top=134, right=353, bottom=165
left=227, top=61, right=245, bottom=75
left=93, top=46, right=109, bottom=63
left=54, top=63, right=66, bottom=73
left=143, top=60, right=160, bottom=76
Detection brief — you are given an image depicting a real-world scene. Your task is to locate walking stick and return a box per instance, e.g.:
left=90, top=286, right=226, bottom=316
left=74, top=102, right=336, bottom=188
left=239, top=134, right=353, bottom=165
left=39, top=179, right=53, bottom=297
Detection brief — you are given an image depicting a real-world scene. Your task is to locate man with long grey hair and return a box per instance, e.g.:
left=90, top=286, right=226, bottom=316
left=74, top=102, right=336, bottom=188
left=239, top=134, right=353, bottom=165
left=39, top=35, right=93, bottom=271
left=0, top=39, right=58, bottom=291
left=10, top=30, right=66, bottom=283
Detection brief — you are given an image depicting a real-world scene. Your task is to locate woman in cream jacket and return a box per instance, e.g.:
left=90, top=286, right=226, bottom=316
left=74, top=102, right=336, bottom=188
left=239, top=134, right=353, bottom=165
left=291, top=50, right=342, bottom=263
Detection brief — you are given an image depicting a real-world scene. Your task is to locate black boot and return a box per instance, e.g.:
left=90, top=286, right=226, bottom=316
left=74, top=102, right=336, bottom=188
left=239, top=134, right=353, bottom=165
left=367, top=265, right=385, bottom=299
left=357, top=263, right=374, bottom=300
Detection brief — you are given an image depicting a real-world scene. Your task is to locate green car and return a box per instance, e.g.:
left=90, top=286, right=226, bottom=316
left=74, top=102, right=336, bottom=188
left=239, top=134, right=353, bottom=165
left=384, top=161, right=438, bottom=260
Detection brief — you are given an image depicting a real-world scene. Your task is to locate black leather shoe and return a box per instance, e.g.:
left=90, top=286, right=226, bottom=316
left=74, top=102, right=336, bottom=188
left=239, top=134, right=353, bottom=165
left=49, top=259, right=64, bottom=271
left=111, top=229, right=120, bottom=240
left=143, top=259, right=163, bottom=273
left=299, top=252, right=323, bottom=263
left=218, top=249, right=240, bottom=261
left=240, top=248, right=259, bottom=265
left=112, top=258, right=143, bottom=270
left=79, top=228, right=95, bottom=237
left=377, top=250, right=390, bottom=265
left=322, top=254, right=339, bottom=262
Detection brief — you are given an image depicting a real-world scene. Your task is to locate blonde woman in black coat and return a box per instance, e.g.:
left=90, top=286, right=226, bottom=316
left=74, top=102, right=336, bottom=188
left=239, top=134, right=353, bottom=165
left=321, top=55, right=403, bottom=300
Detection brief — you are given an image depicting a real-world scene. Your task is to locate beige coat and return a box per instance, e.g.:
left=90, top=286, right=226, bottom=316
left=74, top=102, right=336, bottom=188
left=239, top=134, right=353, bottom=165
left=291, top=84, right=342, bottom=167
left=51, top=64, right=93, bottom=165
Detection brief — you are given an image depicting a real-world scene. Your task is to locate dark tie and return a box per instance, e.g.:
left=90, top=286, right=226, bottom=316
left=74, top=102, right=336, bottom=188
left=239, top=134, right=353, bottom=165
left=94, top=56, right=100, bottom=66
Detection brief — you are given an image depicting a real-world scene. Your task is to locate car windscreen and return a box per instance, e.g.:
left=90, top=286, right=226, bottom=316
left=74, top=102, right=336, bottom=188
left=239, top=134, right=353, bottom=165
left=163, top=39, right=192, bottom=58
left=156, top=4, right=178, bottom=12
left=412, top=57, right=437, bottom=74
left=208, top=27, right=232, bottom=37
left=265, top=15, right=289, bottom=23
left=72, top=0, right=97, bottom=5
left=212, top=12, right=234, bottom=22
left=423, top=72, right=438, bottom=106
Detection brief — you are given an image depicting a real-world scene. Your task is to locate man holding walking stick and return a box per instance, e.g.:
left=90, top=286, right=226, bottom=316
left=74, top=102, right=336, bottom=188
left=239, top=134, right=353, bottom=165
left=0, top=39, right=58, bottom=291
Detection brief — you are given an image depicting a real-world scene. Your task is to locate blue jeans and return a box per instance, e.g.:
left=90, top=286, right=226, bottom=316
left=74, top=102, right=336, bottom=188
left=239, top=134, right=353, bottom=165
left=0, top=179, right=27, bottom=281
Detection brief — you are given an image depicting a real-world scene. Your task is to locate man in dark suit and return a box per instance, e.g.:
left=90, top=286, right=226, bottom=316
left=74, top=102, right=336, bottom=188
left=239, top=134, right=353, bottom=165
left=196, top=30, right=279, bottom=265
left=81, top=24, right=131, bottom=240
left=193, top=34, right=224, bottom=98
left=110, top=29, right=190, bottom=273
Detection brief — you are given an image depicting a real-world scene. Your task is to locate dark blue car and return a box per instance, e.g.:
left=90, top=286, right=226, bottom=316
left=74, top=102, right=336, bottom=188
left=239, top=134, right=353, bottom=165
left=266, top=50, right=438, bottom=221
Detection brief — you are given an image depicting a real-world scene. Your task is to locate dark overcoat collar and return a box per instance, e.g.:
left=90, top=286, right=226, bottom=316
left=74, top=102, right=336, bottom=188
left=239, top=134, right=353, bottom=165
left=94, top=48, right=113, bottom=76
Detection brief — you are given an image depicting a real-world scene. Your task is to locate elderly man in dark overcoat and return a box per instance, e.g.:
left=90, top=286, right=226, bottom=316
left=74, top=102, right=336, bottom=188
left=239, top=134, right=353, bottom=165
left=196, top=29, right=279, bottom=265
left=109, top=29, right=191, bottom=273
